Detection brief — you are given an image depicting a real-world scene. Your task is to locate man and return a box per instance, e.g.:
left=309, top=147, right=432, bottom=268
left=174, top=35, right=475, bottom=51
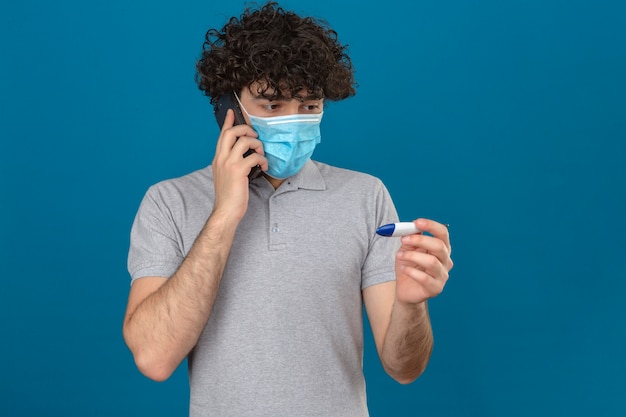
left=123, top=2, right=453, bottom=416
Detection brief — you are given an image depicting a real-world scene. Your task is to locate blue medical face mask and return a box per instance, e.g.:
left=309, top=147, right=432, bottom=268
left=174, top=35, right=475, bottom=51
left=235, top=94, right=323, bottom=179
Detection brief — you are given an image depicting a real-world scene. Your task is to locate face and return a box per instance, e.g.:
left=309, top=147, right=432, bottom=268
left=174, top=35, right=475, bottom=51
left=238, top=81, right=324, bottom=122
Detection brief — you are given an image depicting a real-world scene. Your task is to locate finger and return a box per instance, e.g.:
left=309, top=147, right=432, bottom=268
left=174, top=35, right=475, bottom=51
left=415, top=218, right=451, bottom=252
left=398, top=264, right=445, bottom=295
left=231, top=134, right=264, bottom=157
left=218, top=125, right=259, bottom=151
left=248, top=153, right=269, bottom=172
left=400, top=233, right=444, bottom=253
left=400, top=233, right=451, bottom=269
left=215, top=119, right=259, bottom=166
left=231, top=140, right=268, bottom=170
left=227, top=136, right=268, bottom=174
left=228, top=123, right=258, bottom=140
left=222, top=108, right=235, bottom=130
left=397, top=250, right=448, bottom=280
left=215, top=110, right=235, bottom=157
left=229, top=137, right=266, bottom=170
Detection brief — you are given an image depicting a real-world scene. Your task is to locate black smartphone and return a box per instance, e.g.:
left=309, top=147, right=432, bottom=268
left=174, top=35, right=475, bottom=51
left=214, top=92, right=262, bottom=180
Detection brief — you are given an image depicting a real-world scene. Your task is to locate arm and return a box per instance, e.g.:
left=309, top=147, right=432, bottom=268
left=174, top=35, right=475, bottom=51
left=123, top=213, right=238, bottom=381
left=122, top=110, right=267, bottom=381
left=364, top=218, right=453, bottom=384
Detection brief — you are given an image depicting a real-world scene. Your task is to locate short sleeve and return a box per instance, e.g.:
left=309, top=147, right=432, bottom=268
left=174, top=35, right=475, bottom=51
left=360, top=180, right=401, bottom=290
left=127, top=185, right=185, bottom=283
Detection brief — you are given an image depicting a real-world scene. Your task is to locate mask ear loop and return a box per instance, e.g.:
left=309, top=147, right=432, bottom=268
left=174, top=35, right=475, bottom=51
left=230, top=91, right=263, bottom=181
left=233, top=92, right=251, bottom=117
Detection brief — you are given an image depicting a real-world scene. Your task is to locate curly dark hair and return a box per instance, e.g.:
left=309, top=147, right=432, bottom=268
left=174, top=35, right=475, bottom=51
left=195, top=2, right=356, bottom=104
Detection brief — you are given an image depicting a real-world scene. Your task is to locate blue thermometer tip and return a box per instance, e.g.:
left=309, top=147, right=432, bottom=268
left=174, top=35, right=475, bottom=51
left=376, top=224, right=396, bottom=237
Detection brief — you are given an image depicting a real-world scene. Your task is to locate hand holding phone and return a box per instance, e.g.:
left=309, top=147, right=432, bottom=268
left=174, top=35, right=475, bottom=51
left=214, top=93, right=263, bottom=181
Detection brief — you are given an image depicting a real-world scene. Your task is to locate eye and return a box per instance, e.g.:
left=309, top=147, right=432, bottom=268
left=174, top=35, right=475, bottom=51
left=261, top=103, right=281, bottom=112
left=302, top=102, right=322, bottom=112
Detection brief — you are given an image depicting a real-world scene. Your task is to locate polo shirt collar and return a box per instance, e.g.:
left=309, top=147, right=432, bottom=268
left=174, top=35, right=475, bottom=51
left=280, top=160, right=326, bottom=191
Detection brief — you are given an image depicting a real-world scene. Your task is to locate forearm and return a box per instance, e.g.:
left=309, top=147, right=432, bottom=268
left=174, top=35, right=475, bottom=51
left=380, top=300, right=434, bottom=384
left=124, top=212, right=237, bottom=380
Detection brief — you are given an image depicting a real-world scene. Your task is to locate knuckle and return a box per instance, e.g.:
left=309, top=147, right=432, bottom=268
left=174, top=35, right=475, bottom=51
left=426, top=255, right=439, bottom=269
left=409, top=234, right=424, bottom=245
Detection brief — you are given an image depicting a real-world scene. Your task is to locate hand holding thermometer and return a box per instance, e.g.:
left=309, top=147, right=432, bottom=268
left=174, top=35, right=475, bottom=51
left=376, top=222, right=450, bottom=237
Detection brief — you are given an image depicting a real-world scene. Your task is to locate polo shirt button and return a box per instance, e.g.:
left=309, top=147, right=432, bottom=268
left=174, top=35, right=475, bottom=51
left=272, top=224, right=280, bottom=233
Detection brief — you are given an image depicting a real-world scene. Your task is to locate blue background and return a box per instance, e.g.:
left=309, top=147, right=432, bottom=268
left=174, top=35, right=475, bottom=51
left=1, top=0, right=625, bottom=416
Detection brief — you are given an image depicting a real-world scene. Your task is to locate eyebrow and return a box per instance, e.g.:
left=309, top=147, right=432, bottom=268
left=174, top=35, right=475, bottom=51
left=295, top=94, right=324, bottom=101
left=252, top=94, right=324, bottom=102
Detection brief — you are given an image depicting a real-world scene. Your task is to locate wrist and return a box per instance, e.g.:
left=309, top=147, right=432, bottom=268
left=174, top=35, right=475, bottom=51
left=205, top=208, right=241, bottom=238
left=394, top=297, right=428, bottom=317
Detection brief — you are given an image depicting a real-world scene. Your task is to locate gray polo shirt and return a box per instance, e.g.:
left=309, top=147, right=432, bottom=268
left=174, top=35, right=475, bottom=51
left=128, top=160, right=400, bottom=416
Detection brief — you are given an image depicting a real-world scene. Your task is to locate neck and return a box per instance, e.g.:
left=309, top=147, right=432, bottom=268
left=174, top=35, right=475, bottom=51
left=264, top=174, right=286, bottom=189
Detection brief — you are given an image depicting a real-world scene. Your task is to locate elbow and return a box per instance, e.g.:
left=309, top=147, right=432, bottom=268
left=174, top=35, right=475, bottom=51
left=133, top=350, right=177, bottom=382
left=382, top=343, right=433, bottom=385
left=394, top=376, right=417, bottom=385
left=123, top=328, right=177, bottom=382
left=385, top=362, right=428, bottom=385
left=390, top=362, right=429, bottom=385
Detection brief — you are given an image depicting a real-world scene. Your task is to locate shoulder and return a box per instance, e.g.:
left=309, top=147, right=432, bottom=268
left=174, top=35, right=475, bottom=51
left=312, top=161, right=388, bottom=194
left=147, top=165, right=213, bottom=195
left=144, top=166, right=214, bottom=207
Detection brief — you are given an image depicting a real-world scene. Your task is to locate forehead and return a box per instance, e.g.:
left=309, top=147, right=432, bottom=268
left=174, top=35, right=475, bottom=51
left=245, top=81, right=323, bottom=101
